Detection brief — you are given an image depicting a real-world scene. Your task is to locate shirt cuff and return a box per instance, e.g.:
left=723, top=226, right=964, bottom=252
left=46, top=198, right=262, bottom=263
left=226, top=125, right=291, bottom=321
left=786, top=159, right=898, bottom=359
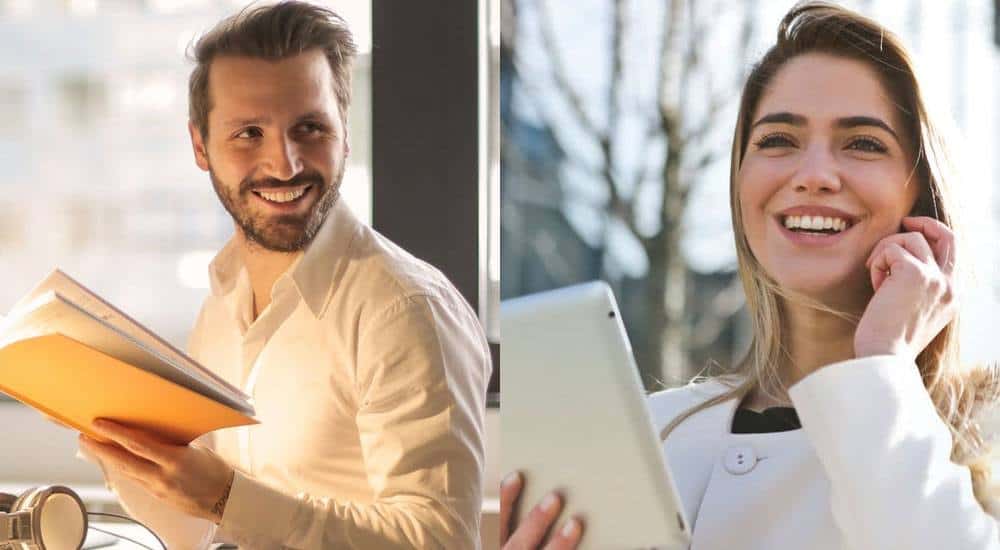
left=217, top=469, right=301, bottom=546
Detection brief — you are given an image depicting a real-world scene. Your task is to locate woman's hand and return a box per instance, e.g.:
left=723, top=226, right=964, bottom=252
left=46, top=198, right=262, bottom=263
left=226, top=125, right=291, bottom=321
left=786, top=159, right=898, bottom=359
left=500, top=472, right=584, bottom=550
left=855, top=216, right=958, bottom=361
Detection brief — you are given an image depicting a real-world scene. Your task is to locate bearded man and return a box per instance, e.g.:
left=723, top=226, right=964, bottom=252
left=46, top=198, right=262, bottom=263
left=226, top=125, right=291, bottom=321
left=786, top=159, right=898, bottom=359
left=78, top=3, right=491, bottom=548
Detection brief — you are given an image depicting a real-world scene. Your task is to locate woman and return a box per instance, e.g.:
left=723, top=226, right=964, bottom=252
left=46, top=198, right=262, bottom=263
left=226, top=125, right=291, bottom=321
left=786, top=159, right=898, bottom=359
left=501, top=2, right=1000, bottom=549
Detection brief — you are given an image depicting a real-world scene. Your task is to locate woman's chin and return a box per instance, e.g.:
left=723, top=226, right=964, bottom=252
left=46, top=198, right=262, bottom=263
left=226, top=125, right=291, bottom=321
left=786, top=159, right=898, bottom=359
left=770, top=269, right=869, bottom=305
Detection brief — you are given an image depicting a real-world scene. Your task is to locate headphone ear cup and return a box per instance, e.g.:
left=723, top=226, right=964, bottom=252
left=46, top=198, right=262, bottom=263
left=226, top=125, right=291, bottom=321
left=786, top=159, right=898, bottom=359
left=12, top=486, right=44, bottom=513
left=0, top=492, right=16, bottom=513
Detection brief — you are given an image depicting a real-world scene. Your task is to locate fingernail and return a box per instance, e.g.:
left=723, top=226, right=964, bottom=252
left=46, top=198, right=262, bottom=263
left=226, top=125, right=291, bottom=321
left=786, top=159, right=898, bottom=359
left=540, top=492, right=559, bottom=512
left=501, top=472, right=521, bottom=489
left=561, top=518, right=580, bottom=538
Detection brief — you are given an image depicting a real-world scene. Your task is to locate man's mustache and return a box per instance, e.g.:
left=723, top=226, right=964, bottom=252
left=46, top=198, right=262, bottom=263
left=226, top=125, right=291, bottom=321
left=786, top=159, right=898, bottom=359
left=240, top=172, right=324, bottom=193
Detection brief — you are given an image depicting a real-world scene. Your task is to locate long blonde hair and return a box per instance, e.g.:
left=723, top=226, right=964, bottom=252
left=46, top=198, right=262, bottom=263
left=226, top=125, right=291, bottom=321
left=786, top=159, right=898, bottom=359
left=659, top=1, right=1000, bottom=509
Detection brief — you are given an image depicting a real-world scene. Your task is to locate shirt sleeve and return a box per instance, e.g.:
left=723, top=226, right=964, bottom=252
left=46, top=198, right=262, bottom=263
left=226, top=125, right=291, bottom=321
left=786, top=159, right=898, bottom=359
left=788, top=355, right=1000, bottom=549
left=214, top=293, right=491, bottom=549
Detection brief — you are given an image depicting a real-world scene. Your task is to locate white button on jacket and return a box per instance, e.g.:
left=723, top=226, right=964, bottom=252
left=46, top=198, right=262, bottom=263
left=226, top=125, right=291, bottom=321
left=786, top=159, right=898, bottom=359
left=722, top=445, right=757, bottom=476
left=648, top=356, right=1000, bottom=550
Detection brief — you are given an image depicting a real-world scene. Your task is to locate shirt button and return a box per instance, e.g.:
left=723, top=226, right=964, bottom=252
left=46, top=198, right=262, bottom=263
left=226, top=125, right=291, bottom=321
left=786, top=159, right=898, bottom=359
left=724, top=445, right=758, bottom=475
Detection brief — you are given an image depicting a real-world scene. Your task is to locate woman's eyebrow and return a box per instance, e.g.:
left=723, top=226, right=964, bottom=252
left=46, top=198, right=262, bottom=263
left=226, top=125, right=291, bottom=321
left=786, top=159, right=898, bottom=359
left=835, top=115, right=900, bottom=142
left=751, top=111, right=805, bottom=128
left=752, top=112, right=900, bottom=141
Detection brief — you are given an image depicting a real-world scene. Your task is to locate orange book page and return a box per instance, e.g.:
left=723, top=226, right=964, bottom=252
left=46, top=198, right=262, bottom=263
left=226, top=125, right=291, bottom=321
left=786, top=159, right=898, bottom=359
left=0, top=334, right=257, bottom=445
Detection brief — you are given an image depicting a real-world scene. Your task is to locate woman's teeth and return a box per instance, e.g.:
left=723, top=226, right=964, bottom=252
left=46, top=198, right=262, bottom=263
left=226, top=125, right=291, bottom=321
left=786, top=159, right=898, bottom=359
left=783, top=215, right=849, bottom=233
left=258, top=187, right=308, bottom=203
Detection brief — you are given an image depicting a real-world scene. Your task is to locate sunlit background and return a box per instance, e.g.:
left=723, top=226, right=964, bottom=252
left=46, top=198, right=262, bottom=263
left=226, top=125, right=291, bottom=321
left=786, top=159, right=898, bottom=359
left=502, top=0, right=1000, bottom=388
left=0, top=0, right=372, bottom=346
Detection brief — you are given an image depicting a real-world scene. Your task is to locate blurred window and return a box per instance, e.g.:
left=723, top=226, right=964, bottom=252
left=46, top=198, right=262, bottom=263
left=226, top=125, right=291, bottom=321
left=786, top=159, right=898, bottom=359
left=0, top=1, right=371, bottom=357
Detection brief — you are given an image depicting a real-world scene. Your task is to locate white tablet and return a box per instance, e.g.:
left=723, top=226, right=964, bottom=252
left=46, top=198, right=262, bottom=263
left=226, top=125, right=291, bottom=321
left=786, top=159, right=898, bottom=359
left=501, top=281, right=691, bottom=550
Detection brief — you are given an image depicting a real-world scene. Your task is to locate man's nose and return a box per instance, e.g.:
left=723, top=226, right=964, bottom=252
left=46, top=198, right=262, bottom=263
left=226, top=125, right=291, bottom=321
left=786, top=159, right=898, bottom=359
left=789, top=144, right=842, bottom=194
left=261, top=135, right=304, bottom=181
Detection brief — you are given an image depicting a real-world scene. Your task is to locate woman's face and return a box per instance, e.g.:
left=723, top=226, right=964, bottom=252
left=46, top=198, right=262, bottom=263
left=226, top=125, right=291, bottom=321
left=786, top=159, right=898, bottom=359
left=738, top=52, right=921, bottom=301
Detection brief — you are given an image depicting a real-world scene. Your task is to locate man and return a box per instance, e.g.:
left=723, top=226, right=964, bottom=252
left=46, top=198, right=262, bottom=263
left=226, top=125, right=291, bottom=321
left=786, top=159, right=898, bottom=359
left=78, top=2, right=491, bottom=548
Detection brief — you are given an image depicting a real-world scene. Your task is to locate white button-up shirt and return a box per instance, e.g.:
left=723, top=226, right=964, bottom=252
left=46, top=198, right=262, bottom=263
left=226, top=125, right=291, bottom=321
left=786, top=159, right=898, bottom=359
left=97, top=198, right=492, bottom=549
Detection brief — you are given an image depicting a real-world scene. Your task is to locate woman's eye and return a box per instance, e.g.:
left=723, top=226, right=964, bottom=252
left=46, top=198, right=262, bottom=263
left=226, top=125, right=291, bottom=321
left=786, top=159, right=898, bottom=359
left=847, top=136, right=888, bottom=154
left=754, top=133, right=795, bottom=149
left=235, top=127, right=262, bottom=139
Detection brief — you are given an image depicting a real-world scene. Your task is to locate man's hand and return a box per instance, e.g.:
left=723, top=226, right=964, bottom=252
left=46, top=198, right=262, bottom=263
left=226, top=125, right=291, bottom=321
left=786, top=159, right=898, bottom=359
left=80, top=418, right=234, bottom=524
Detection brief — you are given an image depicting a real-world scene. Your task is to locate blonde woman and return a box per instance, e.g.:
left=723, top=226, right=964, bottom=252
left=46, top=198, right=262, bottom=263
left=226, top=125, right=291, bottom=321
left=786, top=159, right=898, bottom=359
left=501, top=2, right=1000, bottom=549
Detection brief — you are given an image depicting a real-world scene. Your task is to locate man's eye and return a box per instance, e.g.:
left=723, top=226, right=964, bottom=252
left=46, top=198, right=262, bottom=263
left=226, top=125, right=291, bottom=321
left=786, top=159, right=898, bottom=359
left=753, top=133, right=795, bottom=149
left=235, top=127, right=262, bottom=139
left=848, top=136, right=888, bottom=154
left=298, top=122, right=326, bottom=135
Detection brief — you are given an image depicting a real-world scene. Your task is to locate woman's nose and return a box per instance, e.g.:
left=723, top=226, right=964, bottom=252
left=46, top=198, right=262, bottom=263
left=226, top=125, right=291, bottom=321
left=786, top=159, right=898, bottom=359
left=788, top=145, right=842, bottom=194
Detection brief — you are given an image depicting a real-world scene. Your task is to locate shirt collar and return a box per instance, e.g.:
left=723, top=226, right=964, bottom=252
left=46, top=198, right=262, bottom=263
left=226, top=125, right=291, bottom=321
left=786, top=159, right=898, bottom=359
left=208, top=197, right=361, bottom=319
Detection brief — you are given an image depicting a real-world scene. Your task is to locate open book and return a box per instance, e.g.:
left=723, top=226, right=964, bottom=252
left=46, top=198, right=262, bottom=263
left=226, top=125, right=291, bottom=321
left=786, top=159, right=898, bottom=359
left=0, top=269, right=257, bottom=445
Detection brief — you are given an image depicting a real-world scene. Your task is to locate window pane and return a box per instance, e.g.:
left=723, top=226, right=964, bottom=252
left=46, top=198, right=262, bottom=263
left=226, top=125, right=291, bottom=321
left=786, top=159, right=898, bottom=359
left=0, top=1, right=371, bottom=363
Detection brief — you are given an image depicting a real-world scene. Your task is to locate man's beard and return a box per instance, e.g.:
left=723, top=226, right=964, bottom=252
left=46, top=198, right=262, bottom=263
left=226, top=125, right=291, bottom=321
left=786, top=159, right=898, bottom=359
left=209, top=162, right=344, bottom=253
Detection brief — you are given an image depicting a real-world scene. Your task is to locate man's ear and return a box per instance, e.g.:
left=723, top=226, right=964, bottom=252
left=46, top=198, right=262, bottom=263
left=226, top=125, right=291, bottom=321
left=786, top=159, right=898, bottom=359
left=189, top=121, right=210, bottom=172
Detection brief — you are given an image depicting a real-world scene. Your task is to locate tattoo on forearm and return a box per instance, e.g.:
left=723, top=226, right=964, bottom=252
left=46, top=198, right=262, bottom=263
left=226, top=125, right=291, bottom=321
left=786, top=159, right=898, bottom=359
left=212, top=472, right=234, bottom=522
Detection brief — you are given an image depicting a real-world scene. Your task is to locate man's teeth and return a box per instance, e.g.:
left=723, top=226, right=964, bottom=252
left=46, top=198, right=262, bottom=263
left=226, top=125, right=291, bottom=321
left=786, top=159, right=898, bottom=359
left=783, top=215, right=849, bottom=232
left=258, top=188, right=307, bottom=203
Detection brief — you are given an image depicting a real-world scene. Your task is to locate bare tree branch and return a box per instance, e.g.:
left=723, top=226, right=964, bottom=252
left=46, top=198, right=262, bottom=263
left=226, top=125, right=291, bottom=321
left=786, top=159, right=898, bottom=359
left=603, top=0, right=635, bottom=238
left=682, top=92, right=728, bottom=146
left=657, top=0, right=684, bottom=134
left=507, top=56, right=605, bottom=174
left=536, top=0, right=606, bottom=140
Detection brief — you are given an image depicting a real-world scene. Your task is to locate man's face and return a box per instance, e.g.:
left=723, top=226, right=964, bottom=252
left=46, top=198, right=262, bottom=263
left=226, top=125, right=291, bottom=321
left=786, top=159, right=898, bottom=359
left=190, top=49, right=349, bottom=252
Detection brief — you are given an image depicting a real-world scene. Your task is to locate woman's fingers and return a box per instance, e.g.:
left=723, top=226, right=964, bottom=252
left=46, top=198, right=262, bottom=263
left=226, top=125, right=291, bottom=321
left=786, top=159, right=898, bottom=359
left=544, top=517, right=584, bottom=550
left=869, top=242, right=916, bottom=291
left=500, top=472, right=523, bottom=544
left=901, top=216, right=955, bottom=275
left=504, top=492, right=564, bottom=550
left=865, top=231, right=934, bottom=272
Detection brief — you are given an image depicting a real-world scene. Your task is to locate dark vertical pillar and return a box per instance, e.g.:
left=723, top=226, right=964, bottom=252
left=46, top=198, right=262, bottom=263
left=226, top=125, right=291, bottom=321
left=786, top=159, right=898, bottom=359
left=371, top=1, right=480, bottom=311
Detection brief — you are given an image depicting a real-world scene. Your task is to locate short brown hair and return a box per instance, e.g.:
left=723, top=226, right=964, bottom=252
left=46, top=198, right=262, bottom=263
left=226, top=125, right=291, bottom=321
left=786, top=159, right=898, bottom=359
left=188, top=1, right=357, bottom=138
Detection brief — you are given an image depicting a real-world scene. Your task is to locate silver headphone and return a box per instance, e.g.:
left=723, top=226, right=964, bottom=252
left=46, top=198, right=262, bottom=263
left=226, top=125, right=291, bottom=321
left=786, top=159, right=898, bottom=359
left=0, top=486, right=87, bottom=550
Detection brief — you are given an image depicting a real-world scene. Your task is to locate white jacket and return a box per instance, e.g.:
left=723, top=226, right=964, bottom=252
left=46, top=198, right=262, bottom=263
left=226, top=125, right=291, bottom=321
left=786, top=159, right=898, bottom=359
left=648, top=355, right=1000, bottom=550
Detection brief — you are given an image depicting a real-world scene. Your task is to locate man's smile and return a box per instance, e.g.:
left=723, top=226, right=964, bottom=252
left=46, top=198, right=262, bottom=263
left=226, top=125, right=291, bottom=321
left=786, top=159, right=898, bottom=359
left=250, top=183, right=316, bottom=210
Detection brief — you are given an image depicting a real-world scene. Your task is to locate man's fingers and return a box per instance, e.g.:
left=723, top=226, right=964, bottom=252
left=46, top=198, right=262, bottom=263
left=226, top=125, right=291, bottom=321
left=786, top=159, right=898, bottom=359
left=499, top=472, right=523, bottom=544
left=505, top=492, right=563, bottom=550
left=544, top=517, right=584, bottom=550
left=901, top=216, right=955, bottom=274
left=79, top=434, right=159, bottom=482
left=90, top=419, right=173, bottom=466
